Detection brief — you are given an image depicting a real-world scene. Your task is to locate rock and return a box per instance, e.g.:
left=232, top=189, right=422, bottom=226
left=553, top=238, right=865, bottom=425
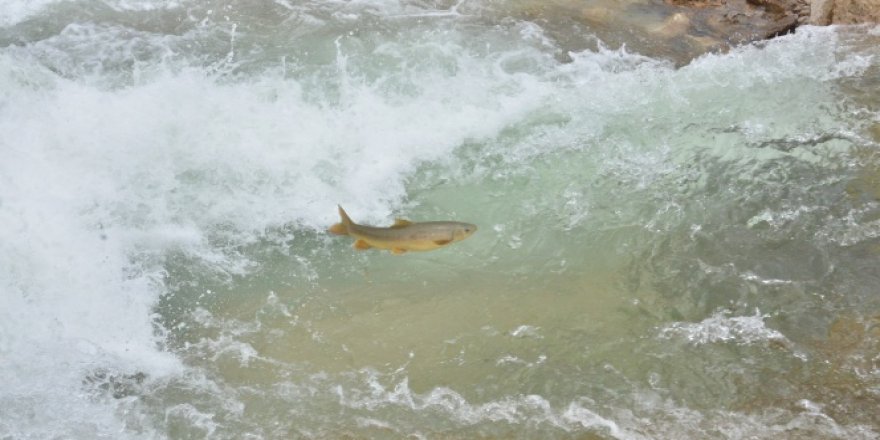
left=687, top=0, right=799, bottom=43
left=668, top=0, right=724, bottom=6
left=649, top=12, right=692, bottom=38
left=580, top=6, right=613, bottom=23
left=505, top=0, right=872, bottom=66
left=811, top=0, right=880, bottom=24
left=811, top=0, right=836, bottom=23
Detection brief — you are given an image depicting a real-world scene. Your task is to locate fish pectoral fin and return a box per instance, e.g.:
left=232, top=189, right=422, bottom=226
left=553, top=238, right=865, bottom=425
left=391, top=247, right=407, bottom=255
left=391, top=219, right=413, bottom=229
left=353, top=239, right=372, bottom=250
left=433, top=239, right=452, bottom=246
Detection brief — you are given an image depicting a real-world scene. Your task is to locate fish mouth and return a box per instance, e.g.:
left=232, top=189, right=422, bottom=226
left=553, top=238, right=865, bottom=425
left=461, top=223, right=478, bottom=237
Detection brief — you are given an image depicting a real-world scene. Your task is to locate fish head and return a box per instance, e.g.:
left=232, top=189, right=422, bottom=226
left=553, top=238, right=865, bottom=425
left=452, top=222, right=478, bottom=241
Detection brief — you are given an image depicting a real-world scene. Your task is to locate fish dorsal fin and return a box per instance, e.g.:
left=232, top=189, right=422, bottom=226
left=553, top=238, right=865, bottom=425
left=391, top=218, right=413, bottom=229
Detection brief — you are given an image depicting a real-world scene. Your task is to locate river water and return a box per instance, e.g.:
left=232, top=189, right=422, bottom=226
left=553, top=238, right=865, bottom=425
left=1, top=1, right=879, bottom=438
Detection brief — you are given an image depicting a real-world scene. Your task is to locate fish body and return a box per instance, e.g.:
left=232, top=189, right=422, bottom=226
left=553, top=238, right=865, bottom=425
left=328, top=206, right=476, bottom=254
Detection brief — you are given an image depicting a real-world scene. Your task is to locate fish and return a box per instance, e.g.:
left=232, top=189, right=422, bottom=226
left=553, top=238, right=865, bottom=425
left=328, top=205, right=477, bottom=254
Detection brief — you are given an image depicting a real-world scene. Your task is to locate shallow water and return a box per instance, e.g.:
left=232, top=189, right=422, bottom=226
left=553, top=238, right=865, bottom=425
left=1, top=1, right=880, bottom=438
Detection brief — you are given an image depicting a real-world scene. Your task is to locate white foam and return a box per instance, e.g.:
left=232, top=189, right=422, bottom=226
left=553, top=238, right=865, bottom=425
left=105, top=0, right=184, bottom=12
left=658, top=310, right=788, bottom=345
left=332, top=371, right=879, bottom=438
left=0, top=0, right=186, bottom=26
left=338, top=372, right=632, bottom=437
left=0, top=0, right=62, bottom=26
left=0, top=21, right=565, bottom=434
left=509, top=324, right=543, bottom=339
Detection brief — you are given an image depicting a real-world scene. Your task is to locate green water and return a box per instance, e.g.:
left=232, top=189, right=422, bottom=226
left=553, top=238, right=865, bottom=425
left=1, top=1, right=879, bottom=438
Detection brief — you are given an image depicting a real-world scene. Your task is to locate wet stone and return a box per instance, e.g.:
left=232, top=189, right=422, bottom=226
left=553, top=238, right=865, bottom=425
left=509, top=0, right=805, bottom=66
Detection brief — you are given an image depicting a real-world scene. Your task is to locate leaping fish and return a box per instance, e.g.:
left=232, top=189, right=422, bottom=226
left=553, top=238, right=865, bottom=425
left=328, top=205, right=477, bottom=254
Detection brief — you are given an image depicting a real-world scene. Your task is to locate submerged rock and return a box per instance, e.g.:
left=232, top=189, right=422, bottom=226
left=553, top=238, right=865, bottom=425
left=811, top=0, right=880, bottom=24
left=665, top=0, right=800, bottom=44
left=648, top=12, right=692, bottom=38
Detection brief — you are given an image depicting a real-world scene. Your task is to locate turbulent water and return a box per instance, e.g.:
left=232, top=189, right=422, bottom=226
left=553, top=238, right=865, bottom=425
left=1, top=0, right=880, bottom=438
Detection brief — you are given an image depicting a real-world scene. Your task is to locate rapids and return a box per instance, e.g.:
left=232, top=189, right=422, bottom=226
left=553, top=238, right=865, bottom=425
left=1, top=1, right=879, bottom=438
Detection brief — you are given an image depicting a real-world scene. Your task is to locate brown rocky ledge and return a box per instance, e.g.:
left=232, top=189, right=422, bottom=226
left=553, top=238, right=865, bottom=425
left=664, top=0, right=801, bottom=42
left=508, top=0, right=879, bottom=66
left=670, top=0, right=880, bottom=31
left=656, top=0, right=879, bottom=59
left=810, top=0, right=880, bottom=24
left=656, top=0, right=880, bottom=60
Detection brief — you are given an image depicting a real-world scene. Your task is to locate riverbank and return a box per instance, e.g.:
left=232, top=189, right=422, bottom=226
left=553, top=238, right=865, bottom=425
left=507, top=0, right=878, bottom=65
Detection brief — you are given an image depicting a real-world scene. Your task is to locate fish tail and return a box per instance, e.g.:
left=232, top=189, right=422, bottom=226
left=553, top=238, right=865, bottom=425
left=328, top=205, right=353, bottom=235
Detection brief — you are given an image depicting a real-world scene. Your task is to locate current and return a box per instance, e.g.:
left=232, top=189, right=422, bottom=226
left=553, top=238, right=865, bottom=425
left=1, top=1, right=879, bottom=438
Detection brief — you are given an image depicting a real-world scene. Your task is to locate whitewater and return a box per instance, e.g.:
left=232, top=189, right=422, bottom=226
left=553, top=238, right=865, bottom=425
left=1, top=0, right=879, bottom=438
